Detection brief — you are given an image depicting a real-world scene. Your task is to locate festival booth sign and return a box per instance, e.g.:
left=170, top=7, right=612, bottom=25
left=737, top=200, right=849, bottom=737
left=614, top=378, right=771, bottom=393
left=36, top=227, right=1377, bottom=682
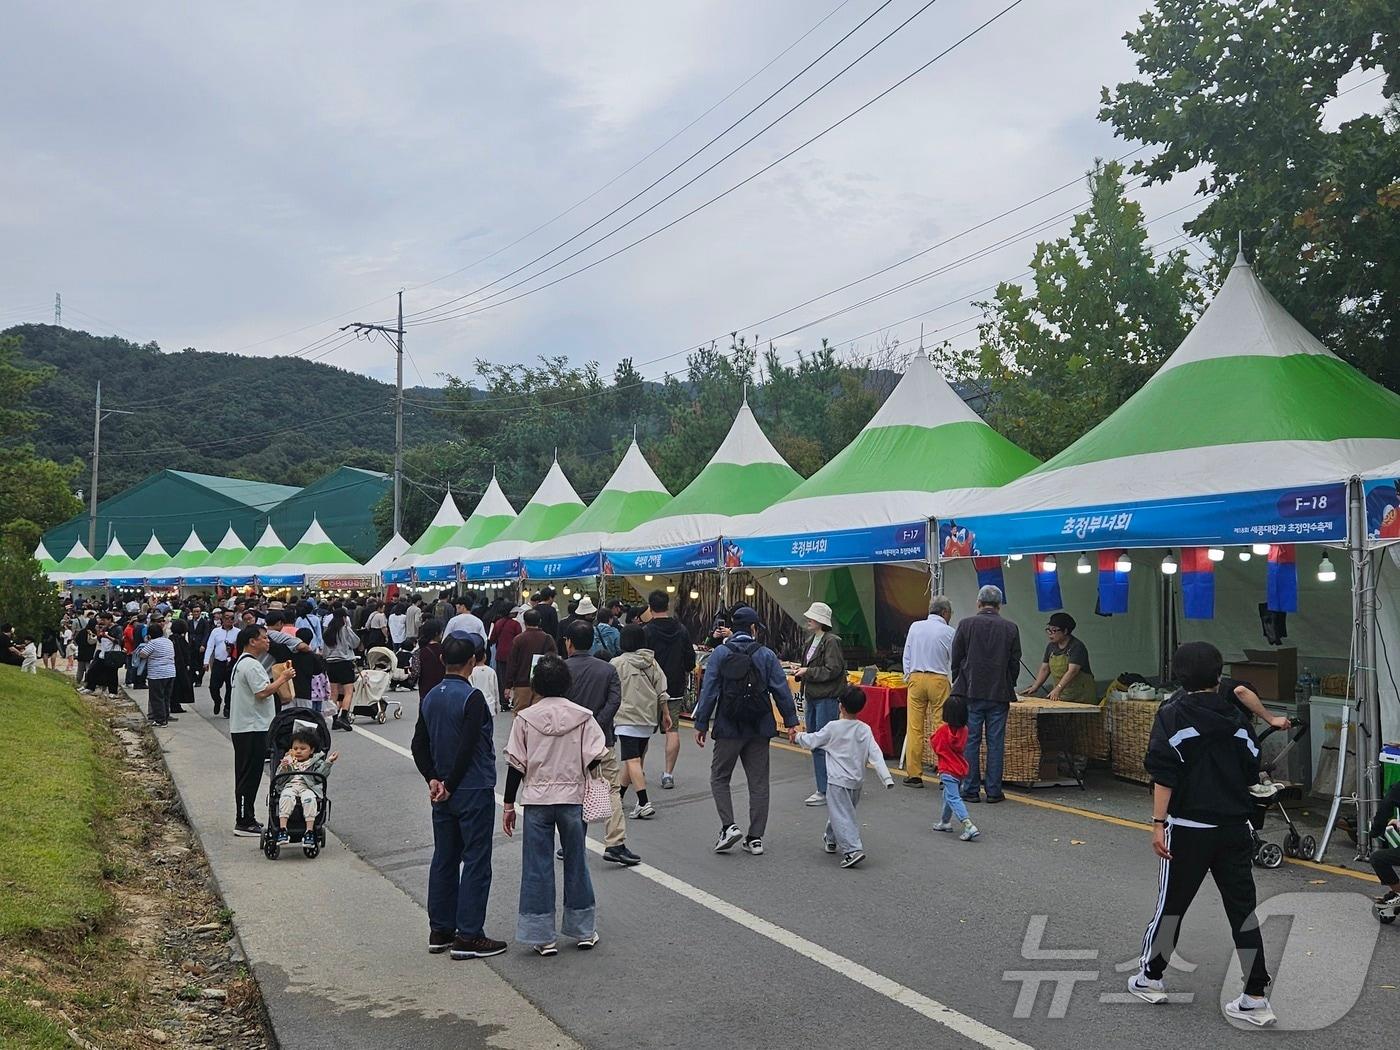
left=363, top=532, right=410, bottom=576
left=420, top=476, right=518, bottom=583
left=189, top=525, right=252, bottom=586
left=81, top=537, right=138, bottom=587
left=461, top=461, right=585, bottom=582
left=221, top=524, right=291, bottom=587
left=934, top=253, right=1400, bottom=833
left=604, top=402, right=802, bottom=576
left=47, top=538, right=96, bottom=582
left=382, top=492, right=464, bottom=584
left=147, top=529, right=211, bottom=587
left=523, top=440, right=671, bottom=580
left=258, top=517, right=363, bottom=586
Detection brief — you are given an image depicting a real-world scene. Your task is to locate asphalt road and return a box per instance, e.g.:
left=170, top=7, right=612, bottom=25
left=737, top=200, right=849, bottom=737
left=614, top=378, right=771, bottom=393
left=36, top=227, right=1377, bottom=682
left=227, top=695, right=1397, bottom=1048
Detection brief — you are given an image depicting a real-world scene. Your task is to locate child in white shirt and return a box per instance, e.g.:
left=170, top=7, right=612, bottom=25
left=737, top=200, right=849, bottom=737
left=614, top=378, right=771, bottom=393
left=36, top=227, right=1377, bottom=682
left=20, top=638, right=38, bottom=673
left=794, top=684, right=893, bottom=868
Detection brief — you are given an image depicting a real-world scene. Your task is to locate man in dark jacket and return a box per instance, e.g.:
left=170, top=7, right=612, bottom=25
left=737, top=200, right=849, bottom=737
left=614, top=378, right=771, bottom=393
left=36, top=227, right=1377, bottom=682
left=505, top=609, right=557, bottom=711
left=643, top=589, right=696, bottom=790
left=410, top=634, right=506, bottom=961
left=1130, top=641, right=1275, bottom=1027
left=533, top=587, right=561, bottom=647
left=562, top=620, right=636, bottom=866
left=950, top=585, right=1022, bottom=803
left=188, top=605, right=212, bottom=685
left=692, top=606, right=799, bottom=857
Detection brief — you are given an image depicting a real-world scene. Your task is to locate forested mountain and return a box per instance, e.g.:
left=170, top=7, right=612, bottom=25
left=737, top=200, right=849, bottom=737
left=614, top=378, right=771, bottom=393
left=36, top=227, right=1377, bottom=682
left=5, top=324, right=455, bottom=499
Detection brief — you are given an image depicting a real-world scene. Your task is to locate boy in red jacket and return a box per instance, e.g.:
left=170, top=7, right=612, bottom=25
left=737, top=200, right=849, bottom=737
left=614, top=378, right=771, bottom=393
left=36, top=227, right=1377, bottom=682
left=931, top=695, right=978, bottom=841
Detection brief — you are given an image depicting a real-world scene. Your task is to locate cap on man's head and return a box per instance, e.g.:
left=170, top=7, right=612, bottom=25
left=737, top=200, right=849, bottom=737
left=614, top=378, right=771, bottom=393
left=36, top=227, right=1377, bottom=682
left=730, top=605, right=762, bottom=627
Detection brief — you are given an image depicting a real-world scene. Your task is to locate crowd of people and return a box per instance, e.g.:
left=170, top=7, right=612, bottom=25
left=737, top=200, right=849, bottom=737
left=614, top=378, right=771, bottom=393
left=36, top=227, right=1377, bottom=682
left=39, top=576, right=1400, bottom=1028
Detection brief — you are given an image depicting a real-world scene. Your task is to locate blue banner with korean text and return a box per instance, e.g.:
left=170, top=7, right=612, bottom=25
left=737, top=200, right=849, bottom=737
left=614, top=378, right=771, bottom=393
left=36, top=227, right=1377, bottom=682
left=183, top=575, right=221, bottom=587
left=601, top=541, right=719, bottom=576
left=521, top=551, right=602, bottom=581
left=938, top=484, right=1347, bottom=557
left=256, top=573, right=306, bottom=587
left=462, top=558, right=523, bottom=582
left=414, top=563, right=459, bottom=583
left=146, top=577, right=183, bottom=588
left=724, top=521, right=928, bottom=569
left=380, top=566, right=412, bottom=584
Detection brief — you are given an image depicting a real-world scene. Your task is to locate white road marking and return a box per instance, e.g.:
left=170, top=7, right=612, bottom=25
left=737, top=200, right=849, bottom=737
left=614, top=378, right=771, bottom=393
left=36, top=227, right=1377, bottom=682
left=354, top=723, right=1034, bottom=1050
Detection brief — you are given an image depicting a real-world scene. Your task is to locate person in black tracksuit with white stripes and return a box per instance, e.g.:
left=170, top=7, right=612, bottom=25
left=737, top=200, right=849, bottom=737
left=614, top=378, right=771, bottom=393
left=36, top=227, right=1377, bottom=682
left=1129, top=641, right=1276, bottom=1027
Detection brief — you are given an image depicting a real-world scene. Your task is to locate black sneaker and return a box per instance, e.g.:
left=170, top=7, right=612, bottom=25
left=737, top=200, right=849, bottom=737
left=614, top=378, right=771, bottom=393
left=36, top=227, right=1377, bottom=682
left=450, top=935, right=507, bottom=960
left=428, top=930, right=454, bottom=954
left=985, top=794, right=1006, bottom=804
left=232, top=824, right=261, bottom=838
left=603, top=845, right=641, bottom=867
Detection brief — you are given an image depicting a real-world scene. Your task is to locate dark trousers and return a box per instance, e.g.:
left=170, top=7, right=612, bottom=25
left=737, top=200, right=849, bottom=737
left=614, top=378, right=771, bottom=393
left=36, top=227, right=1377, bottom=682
left=1140, top=822, right=1270, bottom=996
left=147, top=677, right=173, bottom=724
left=962, top=698, right=1009, bottom=799
left=710, top=735, right=772, bottom=838
left=427, top=789, right=495, bottom=939
left=209, top=659, right=232, bottom=711
left=1371, top=846, right=1400, bottom=886
left=231, top=731, right=266, bottom=827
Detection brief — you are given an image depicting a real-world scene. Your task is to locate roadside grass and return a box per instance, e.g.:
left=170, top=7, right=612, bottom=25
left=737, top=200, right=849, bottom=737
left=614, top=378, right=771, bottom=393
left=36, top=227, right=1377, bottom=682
left=0, top=666, right=116, bottom=939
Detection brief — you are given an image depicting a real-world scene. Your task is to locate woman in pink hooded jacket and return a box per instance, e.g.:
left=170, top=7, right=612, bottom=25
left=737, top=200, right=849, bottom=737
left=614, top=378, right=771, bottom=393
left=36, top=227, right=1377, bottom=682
left=503, top=654, right=608, bottom=955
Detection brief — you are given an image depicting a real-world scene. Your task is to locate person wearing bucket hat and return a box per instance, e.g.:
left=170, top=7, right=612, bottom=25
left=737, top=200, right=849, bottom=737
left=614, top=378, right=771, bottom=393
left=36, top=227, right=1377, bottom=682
left=574, top=596, right=620, bottom=659
left=792, top=601, right=848, bottom=806
left=1027, top=612, right=1097, bottom=704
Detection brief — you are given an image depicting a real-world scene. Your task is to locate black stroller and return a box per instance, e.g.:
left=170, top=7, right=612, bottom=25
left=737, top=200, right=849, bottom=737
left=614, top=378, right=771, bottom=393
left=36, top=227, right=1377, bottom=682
left=261, top=706, right=333, bottom=861
left=1248, top=718, right=1313, bottom=867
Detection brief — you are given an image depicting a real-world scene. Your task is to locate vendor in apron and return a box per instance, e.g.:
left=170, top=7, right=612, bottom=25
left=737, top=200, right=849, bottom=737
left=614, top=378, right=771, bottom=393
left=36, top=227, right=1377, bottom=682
left=1027, top=612, right=1098, bottom=703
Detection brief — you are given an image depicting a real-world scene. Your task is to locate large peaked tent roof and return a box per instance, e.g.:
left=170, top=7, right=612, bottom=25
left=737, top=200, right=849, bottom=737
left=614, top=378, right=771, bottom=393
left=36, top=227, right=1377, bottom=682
left=965, top=253, right=1400, bottom=518
left=462, top=462, right=585, bottom=576
left=364, top=533, right=411, bottom=573
left=198, top=526, right=252, bottom=572
left=164, top=531, right=212, bottom=573
left=526, top=441, right=671, bottom=568
left=263, top=517, right=362, bottom=577
left=606, top=402, right=801, bottom=555
left=223, top=524, right=291, bottom=578
left=89, top=537, right=137, bottom=582
left=130, top=536, right=173, bottom=576
left=403, top=492, right=465, bottom=562
left=48, top=538, right=95, bottom=581
left=34, top=540, right=56, bottom=574
left=420, top=477, right=519, bottom=570
left=739, top=353, right=1038, bottom=543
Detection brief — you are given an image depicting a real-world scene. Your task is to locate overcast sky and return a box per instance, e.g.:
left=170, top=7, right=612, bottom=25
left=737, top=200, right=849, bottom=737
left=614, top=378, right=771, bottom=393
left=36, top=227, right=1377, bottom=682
left=1, top=1, right=1386, bottom=389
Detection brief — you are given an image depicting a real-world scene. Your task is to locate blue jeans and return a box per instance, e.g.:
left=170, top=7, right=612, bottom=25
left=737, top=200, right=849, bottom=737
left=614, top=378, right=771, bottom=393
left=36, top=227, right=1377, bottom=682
left=806, top=697, right=840, bottom=795
left=939, top=773, right=970, bottom=824
left=518, top=803, right=595, bottom=945
left=428, top=788, right=494, bottom=939
left=962, top=699, right=1009, bottom=799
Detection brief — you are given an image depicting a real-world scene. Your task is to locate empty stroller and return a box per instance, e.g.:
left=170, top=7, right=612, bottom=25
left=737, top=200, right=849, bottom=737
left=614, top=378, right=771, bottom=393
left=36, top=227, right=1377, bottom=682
left=1248, top=718, right=1314, bottom=867
left=348, top=646, right=404, bottom=724
left=261, top=707, right=333, bottom=860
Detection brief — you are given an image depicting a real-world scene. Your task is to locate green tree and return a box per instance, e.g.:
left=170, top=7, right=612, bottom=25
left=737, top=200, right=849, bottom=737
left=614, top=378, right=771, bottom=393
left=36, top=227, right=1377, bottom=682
left=0, top=334, right=83, bottom=533
left=1101, top=0, right=1400, bottom=386
left=941, top=162, right=1203, bottom=460
left=0, top=520, right=62, bottom=639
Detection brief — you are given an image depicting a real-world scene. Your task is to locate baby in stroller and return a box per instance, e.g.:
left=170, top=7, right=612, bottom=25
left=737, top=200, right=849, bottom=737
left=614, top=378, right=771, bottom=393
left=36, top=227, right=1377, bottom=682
left=262, top=708, right=338, bottom=860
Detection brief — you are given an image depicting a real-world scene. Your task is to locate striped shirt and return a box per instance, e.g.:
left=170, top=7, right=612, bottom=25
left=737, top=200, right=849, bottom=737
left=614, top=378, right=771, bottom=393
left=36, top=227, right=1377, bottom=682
left=135, top=637, right=177, bottom=680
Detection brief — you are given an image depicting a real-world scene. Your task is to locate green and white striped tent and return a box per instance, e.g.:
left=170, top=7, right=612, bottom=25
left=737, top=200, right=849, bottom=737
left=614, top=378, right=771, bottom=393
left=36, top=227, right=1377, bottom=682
left=524, top=440, right=671, bottom=576
left=605, top=402, right=801, bottom=563
left=88, top=537, right=137, bottom=583
left=961, top=253, right=1400, bottom=520
left=161, top=531, right=212, bottom=576
left=734, top=352, right=1039, bottom=561
left=263, top=517, right=362, bottom=578
left=198, top=526, right=252, bottom=575
left=388, top=492, right=464, bottom=578
left=364, top=532, right=410, bottom=575
left=48, top=539, right=95, bottom=581
left=34, top=539, right=57, bottom=575
left=422, top=476, right=519, bottom=576
left=129, top=535, right=173, bottom=579
left=462, top=462, right=585, bottom=580
left=223, top=524, right=291, bottom=579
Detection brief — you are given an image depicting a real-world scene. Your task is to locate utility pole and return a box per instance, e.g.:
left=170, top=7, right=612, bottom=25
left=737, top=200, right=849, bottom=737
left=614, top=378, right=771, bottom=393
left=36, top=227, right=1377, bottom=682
left=54, top=293, right=61, bottom=326
left=88, top=380, right=133, bottom=553
left=342, top=290, right=405, bottom=535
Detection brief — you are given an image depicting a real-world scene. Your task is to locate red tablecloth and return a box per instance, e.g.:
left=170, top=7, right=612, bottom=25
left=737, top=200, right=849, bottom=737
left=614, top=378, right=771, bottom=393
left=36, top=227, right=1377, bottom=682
left=854, top=685, right=907, bottom=757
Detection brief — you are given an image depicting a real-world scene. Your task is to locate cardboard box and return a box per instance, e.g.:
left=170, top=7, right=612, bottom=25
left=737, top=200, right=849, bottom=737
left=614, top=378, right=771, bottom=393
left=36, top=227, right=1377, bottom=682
left=1228, top=647, right=1298, bottom=702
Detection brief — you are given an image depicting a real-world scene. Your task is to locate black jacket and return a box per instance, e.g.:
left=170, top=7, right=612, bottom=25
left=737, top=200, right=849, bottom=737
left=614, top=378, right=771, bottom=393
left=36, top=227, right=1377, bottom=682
left=1144, top=689, right=1261, bottom=825
left=950, top=609, right=1022, bottom=703
left=564, top=652, right=621, bottom=746
left=1369, top=781, right=1400, bottom=841
left=644, top=617, right=696, bottom=698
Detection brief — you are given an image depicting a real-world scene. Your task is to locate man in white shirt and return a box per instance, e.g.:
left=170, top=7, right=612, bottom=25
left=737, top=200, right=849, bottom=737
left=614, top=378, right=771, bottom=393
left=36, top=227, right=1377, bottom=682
left=204, top=611, right=239, bottom=717
left=229, top=625, right=294, bottom=836
left=444, top=598, right=485, bottom=639
left=901, top=594, right=956, bottom=787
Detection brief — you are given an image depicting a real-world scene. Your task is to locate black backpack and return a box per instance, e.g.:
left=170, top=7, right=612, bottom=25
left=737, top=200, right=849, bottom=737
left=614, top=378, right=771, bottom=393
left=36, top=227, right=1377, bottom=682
left=717, top=640, right=770, bottom=725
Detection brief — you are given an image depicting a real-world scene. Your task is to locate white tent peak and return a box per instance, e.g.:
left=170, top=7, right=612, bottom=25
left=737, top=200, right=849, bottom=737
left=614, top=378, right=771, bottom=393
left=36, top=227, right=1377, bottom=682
left=62, top=539, right=93, bottom=561
left=474, top=476, right=517, bottom=518
left=365, top=533, right=410, bottom=572
left=425, top=491, right=464, bottom=530
left=136, top=534, right=169, bottom=559
left=34, top=539, right=52, bottom=561
left=250, top=523, right=285, bottom=550
left=101, top=537, right=130, bottom=559
left=603, top=440, right=668, bottom=495
left=868, top=352, right=984, bottom=430
left=711, top=402, right=787, bottom=467
left=176, top=530, right=209, bottom=555
left=1160, top=250, right=1338, bottom=375
left=214, top=525, right=246, bottom=552
left=293, top=517, right=333, bottom=547
left=529, top=460, right=584, bottom=507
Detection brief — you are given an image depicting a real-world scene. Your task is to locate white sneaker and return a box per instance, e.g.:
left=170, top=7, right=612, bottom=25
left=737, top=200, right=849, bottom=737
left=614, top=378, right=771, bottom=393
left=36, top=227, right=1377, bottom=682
left=803, top=792, right=826, bottom=806
left=823, top=840, right=837, bottom=853
left=1224, top=993, right=1277, bottom=1027
left=932, top=821, right=954, bottom=833
left=629, top=802, right=656, bottom=819
left=1128, top=973, right=1167, bottom=1004
left=740, top=837, right=764, bottom=856
left=714, top=824, right=742, bottom=853
left=959, top=821, right=980, bottom=841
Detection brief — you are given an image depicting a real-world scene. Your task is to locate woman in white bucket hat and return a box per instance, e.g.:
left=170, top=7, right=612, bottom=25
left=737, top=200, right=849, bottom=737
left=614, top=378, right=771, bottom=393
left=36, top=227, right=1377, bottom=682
left=792, top=601, right=847, bottom=806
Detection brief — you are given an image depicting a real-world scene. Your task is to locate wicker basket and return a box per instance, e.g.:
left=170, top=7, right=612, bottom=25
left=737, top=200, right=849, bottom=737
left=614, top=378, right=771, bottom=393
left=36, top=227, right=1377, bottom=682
left=1110, top=697, right=1160, bottom=784
left=975, top=705, right=1049, bottom=784
left=1068, top=703, right=1110, bottom=763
